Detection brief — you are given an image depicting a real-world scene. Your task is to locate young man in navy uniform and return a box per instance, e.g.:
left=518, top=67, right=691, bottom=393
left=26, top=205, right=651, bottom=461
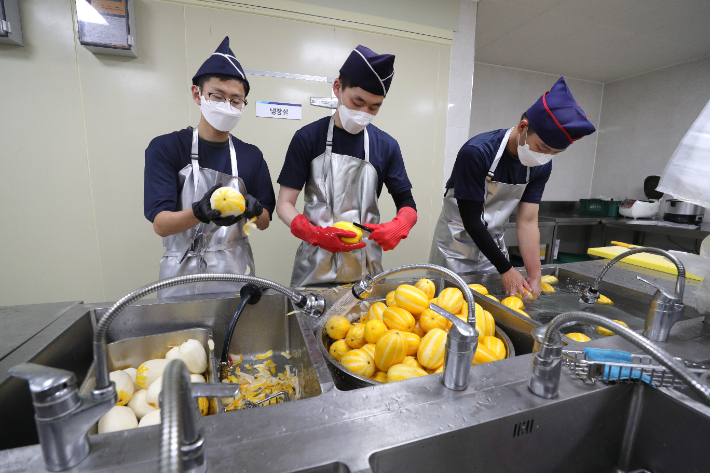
left=144, top=37, right=275, bottom=298
left=276, top=45, right=418, bottom=287
left=430, top=77, right=596, bottom=299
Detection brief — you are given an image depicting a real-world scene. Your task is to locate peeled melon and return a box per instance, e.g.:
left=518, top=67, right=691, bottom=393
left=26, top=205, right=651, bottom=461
left=138, top=409, right=161, bottom=427
left=98, top=406, right=138, bottom=434
left=127, top=389, right=155, bottom=420
left=178, top=339, right=208, bottom=374
left=109, top=370, right=134, bottom=406
left=210, top=186, right=245, bottom=217
left=136, top=359, right=169, bottom=390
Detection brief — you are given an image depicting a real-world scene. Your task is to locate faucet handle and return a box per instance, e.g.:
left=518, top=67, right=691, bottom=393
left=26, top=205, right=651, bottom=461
left=190, top=382, right=240, bottom=398
left=428, top=303, right=477, bottom=341
left=9, top=363, right=77, bottom=401
left=636, top=276, right=679, bottom=301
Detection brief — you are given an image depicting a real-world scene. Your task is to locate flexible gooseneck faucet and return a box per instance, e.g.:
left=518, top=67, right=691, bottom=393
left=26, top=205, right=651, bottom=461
left=529, top=311, right=710, bottom=404
left=580, top=247, right=686, bottom=342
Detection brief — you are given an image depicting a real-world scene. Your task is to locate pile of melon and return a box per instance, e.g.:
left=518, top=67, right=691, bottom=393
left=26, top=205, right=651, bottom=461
left=325, top=279, right=508, bottom=383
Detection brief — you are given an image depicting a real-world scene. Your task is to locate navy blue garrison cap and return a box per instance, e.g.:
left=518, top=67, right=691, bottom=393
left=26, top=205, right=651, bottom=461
left=339, top=45, right=395, bottom=97
left=526, top=77, right=595, bottom=150
left=192, top=36, right=250, bottom=95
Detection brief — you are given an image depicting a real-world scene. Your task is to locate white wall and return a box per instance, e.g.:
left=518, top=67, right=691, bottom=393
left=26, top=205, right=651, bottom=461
left=468, top=63, right=604, bottom=201
left=591, top=55, right=710, bottom=201
left=0, top=0, right=452, bottom=306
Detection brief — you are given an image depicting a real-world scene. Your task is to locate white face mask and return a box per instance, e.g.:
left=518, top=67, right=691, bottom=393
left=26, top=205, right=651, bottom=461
left=517, top=129, right=554, bottom=167
left=337, top=98, right=375, bottom=134
left=200, top=96, right=242, bottom=132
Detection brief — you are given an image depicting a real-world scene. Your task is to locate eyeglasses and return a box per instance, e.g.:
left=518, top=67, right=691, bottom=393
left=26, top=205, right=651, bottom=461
left=200, top=87, right=248, bottom=109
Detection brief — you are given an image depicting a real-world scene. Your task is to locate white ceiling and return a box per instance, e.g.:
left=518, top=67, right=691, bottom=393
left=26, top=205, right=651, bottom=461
left=475, top=0, right=710, bottom=83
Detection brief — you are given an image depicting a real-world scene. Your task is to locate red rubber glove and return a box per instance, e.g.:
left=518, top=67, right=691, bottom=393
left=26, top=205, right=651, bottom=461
left=363, top=207, right=418, bottom=251
left=290, top=214, right=366, bottom=253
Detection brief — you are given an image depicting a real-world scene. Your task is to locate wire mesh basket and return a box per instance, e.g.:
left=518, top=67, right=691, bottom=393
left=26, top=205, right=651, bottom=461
left=562, top=350, right=708, bottom=388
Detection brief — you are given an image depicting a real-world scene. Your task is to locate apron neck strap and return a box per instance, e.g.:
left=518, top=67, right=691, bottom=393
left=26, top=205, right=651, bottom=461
left=326, top=116, right=370, bottom=162
left=486, top=127, right=514, bottom=181
left=190, top=127, right=239, bottom=194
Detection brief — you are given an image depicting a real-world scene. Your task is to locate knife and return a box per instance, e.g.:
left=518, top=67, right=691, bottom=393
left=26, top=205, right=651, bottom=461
left=352, top=222, right=373, bottom=233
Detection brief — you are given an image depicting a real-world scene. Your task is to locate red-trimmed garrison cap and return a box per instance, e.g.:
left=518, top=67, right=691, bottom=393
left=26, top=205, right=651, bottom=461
left=525, top=77, right=596, bottom=150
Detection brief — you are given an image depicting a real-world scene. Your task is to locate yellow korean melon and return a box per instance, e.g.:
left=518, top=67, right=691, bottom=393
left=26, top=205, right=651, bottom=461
left=341, top=349, right=375, bottom=378
left=210, top=187, right=245, bottom=217
left=434, top=365, right=444, bottom=373
left=395, top=285, right=429, bottom=316
left=417, top=328, right=447, bottom=370
left=502, top=296, right=524, bottom=310
left=486, top=294, right=499, bottom=303
left=596, top=320, right=628, bottom=336
left=566, top=332, right=591, bottom=342
left=326, top=316, right=352, bottom=340
left=483, top=336, right=506, bottom=360
left=596, top=295, right=614, bottom=305
left=385, top=291, right=398, bottom=307
left=374, top=330, right=407, bottom=371
left=411, top=322, right=426, bottom=338
left=540, top=275, right=558, bottom=284
left=386, top=364, right=428, bottom=382
left=332, top=221, right=363, bottom=244
left=361, top=343, right=376, bottom=361
left=512, top=307, right=530, bottom=318
left=415, top=278, right=436, bottom=299
left=475, top=309, right=495, bottom=338
left=329, top=339, right=350, bottom=361
left=371, top=371, right=388, bottom=383
left=364, top=320, right=388, bottom=344
left=345, top=323, right=367, bottom=349
left=383, top=307, right=415, bottom=332
left=472, top=344, right=498, bottom=365
left=401, top=331, right=421, bottom=356
left=401, top=356, right=423, bottom=370
left=198, top=397, right=209, bottom=416
left=367, top=302, right=388, bottom=323
left=437, top=287, right=464, bottom=314
left=419, top=308, right=449, bottom=333
left=540, top=282, right=556, bottom=294
left=468, top=283, right=489, bottom=295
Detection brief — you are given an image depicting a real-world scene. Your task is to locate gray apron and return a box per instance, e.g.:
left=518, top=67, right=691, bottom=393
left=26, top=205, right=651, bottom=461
left=429, top=127, right=529, bottom=273
left=290, top=117, right=381, bottom=287
left=158, top=128, right=255, bottom=299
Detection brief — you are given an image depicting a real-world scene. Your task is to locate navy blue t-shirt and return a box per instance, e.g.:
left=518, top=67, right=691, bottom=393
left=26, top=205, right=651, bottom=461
left=144, top=128, right=276, bottom=223
left=446, top=129, right=552, bottom=204
left=277, top=117, right=412, bottom=197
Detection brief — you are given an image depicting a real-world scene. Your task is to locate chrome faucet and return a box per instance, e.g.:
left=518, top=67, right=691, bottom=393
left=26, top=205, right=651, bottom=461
left=159, top=359, right=239, bottom=473
left=10, top=273, right=325, bottom=471
left=349, top=263, right=480, bottom=391
left=580, top=247, right=686, bottom=342
left=528, top=311, right=710, bottom=404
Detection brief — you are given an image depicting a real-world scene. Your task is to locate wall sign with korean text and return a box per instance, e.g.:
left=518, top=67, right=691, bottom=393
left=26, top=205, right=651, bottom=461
left=255, top=101, right=302, bottom=120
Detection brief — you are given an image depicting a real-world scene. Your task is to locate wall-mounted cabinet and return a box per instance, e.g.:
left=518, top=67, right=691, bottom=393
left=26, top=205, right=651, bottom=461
left=75, top=0, right=137, bottom=57
left=0, top=0, right=23, bottom=46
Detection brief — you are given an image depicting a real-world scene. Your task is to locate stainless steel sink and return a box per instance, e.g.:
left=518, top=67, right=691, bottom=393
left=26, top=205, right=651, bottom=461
left=0, top=292, right=331, bottom=451
left=368, top=384, right=710, bottom=473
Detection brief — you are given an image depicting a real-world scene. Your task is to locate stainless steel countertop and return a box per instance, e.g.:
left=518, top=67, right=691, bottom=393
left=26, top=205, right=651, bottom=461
left=0, top=301, right=82, bottom=361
